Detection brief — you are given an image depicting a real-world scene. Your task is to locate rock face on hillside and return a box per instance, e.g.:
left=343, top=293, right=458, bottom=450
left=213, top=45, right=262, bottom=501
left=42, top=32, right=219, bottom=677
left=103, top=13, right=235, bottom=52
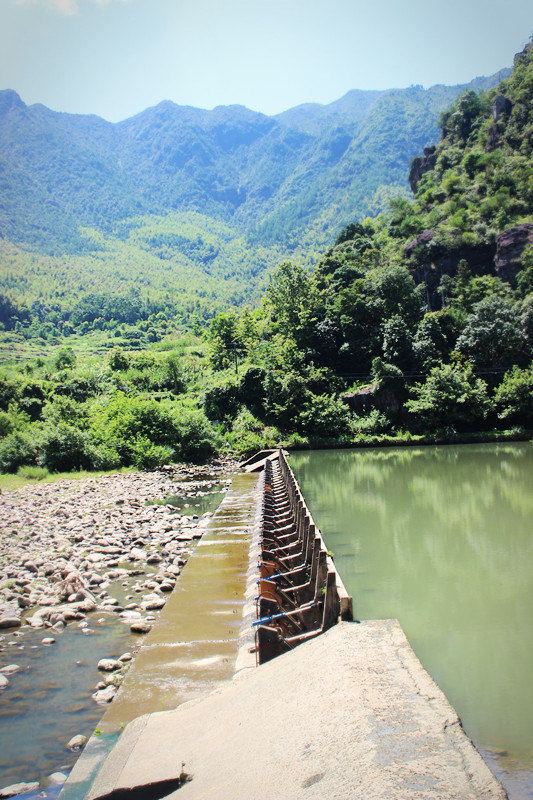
left=408, top=146, right=437, bottom=192
left=495, top=224, right=533, bottom=284
left=404, top=230, right=498, bottom=308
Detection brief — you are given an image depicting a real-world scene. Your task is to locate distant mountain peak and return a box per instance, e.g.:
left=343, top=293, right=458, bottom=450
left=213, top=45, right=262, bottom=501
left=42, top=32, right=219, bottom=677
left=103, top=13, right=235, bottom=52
left=0, top=89, right=25, bottom=115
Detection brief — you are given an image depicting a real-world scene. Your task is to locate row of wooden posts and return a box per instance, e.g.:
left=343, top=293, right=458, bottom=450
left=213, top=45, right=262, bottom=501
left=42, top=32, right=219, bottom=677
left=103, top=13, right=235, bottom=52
left=253, top=450, right=353, bottom=664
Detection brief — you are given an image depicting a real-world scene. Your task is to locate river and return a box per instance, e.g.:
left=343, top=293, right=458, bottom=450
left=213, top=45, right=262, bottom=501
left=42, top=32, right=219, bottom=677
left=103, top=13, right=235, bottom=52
left=290, top=442, right=533, bottom=800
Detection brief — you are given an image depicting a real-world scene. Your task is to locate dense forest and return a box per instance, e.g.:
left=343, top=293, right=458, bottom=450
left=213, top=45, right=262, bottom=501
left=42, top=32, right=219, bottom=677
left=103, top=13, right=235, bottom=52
left=0, top=44, right=531, bottom=474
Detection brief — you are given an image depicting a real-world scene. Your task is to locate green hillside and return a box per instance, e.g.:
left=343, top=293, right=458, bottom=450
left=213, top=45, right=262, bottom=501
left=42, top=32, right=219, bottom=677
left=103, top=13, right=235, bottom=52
left=0, top=44, right=530, bottom=476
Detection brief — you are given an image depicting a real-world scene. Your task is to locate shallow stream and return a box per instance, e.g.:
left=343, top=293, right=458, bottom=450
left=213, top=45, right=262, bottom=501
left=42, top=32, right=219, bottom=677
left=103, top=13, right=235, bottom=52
left=0, top=486, right=224, bottom=792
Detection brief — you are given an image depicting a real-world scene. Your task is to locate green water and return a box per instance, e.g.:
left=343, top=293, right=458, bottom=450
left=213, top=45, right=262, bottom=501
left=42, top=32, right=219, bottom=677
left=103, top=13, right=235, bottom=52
left=290, top=442, right=533, bottom=800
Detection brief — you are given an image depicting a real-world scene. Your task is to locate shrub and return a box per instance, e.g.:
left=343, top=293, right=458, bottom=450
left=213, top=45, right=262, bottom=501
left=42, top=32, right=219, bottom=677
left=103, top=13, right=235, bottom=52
left=405, top=361, right=491, bottom=431
left=54, top=347, right=76, bottom=371
left=130, top=439, right=175, bottom=470
left=39, top=423, right=92, bottom=472
left=222, top=409, right=280, bottom=457
left=17, top=465, right=49, bottom=481
left=456, top=296, right=529, bottom=371
left=298, top=394, right=351, bottom=438
left=352, top=409, right=391, bottom=435
left=0, top=431, right=38, bottom=473
left=108, top=348, right=130, bottom=371
left=91, top=395, right=215, bottom=466
left=204, top=381, right=241, bottom=421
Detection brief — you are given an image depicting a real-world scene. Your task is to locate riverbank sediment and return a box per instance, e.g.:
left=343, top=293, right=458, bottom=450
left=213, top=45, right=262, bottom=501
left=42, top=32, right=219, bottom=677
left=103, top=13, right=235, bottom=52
left=0, top=460, right=235, bottom=793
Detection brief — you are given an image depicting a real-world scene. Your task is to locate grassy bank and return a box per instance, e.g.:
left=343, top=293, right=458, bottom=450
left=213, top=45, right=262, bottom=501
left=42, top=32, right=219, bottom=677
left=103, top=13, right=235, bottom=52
left=0, top=465, right=136, bottom=492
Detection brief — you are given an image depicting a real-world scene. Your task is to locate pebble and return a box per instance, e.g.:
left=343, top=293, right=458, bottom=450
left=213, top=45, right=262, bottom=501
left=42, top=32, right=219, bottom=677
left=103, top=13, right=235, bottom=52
left=0, top=664, right=20, bottom=674
left=0, top=675, right=8, bottom=689
left=42, top=637, right=56, bottom=645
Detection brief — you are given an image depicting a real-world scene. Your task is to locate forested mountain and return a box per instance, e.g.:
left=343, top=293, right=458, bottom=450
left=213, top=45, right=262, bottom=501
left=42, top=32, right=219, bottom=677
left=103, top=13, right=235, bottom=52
left=0, top=68, right=509, bottom=255
left=0, top=44, right=530, bottom=474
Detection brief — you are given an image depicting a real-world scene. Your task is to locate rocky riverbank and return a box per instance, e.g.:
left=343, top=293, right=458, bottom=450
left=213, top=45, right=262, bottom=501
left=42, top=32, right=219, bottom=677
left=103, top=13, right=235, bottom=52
left=0, top=461, right=234, bottom=704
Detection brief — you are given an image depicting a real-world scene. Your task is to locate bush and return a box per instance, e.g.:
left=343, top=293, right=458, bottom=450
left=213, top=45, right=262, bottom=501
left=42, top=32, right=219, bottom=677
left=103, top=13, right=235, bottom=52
left=456, top=296, right=529, bottom=371
left=17, top=465, right=49, bottom=481
left=298, top=394, right=351, bottom=438
left=405, top=361, right=491, bottom=431
left=222, top=409, right=280, bottom=457
left=494, top=365, right=533, bottom=425
left=352, top=409, right=391, bottom=435
left=54, top=347, right=76, bottom=371
left=204, top=381, right=241, bottom=421
left=0, top=431, right=38, bottom=473
left=91, top=395, right=216, bottom=466
left=130, top=439, right=175, bottom=470
left=39, top=423, right=92, bottom=472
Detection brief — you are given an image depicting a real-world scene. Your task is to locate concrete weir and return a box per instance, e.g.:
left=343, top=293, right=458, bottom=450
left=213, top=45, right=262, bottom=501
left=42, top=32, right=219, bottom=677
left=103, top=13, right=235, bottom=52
left=62, top=451, right=507, bottom=800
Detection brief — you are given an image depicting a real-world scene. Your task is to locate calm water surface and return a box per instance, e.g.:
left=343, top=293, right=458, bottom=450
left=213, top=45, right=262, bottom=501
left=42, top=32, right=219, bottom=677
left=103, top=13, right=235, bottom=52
left=291, top=443, right=533, bottom=800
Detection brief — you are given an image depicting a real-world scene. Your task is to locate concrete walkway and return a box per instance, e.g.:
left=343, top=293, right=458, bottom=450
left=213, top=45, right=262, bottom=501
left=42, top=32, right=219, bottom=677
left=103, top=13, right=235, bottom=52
left=87, top=620, right=506, bottom=800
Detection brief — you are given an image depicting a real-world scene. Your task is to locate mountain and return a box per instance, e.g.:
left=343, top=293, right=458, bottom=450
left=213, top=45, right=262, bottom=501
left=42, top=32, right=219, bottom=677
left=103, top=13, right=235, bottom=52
left=0, top=69, right=510, bottom=256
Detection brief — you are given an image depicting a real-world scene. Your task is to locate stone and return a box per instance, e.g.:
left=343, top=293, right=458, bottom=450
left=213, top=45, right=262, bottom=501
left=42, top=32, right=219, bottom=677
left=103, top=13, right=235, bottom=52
left=47, top=773, right=67, bottom=786
left=0, top=783, right=40, bottom=798
left=0, top=605, right=21, bottom=629
left=0, top=664, right=20, bottom=675
left=142, top=598, right=166, bottom=611
left=118, top=652, right=132, bottom=662
left=92, top=685, right=117, bottom=704
left=130, top=620, right=152, bottom=634
left=67, top=735, right=87, bottom=751
left=97, top=658, right=121, bottom=672
left=408, top=146, right=437, bottom=192
left=0, top=675, right=8, bottom=690
left=42, top=637, right=55, bottom=645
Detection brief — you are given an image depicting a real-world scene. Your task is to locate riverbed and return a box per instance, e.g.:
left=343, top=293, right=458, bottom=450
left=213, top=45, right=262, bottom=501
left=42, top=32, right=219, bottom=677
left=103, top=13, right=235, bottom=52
left=290, top=442, right=533, bottom=800
left=0, top=465, right=229, bottom=793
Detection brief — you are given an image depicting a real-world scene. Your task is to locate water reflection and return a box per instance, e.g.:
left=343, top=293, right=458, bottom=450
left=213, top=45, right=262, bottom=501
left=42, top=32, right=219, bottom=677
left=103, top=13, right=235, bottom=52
left=291, top=443, right=533, bottom=799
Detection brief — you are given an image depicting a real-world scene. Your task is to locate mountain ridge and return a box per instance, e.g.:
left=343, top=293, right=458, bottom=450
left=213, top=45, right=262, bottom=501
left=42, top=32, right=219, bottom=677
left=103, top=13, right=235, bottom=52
left=0, top=66, right=510, bottom=256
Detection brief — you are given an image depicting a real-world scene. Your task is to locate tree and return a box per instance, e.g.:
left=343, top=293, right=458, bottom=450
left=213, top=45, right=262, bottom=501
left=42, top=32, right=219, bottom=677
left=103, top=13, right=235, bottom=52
left=456, top=296, right=529, bottom=372
left=54, top=347, right=76, bottom=371
left=207, top=312, right=247, bottom=372
left=406, top=361, right=491, bottom=430
left=494, top=365, right=533, bottom=425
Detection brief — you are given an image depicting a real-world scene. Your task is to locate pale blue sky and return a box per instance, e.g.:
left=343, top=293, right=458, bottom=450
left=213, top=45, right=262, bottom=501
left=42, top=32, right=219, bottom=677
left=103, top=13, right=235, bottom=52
left=0, top=0, right=531, bottom=121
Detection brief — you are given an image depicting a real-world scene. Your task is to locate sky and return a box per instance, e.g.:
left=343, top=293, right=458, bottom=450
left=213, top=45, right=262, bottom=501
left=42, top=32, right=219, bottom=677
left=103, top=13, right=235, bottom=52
left=0, top=0, right=531, bottom=121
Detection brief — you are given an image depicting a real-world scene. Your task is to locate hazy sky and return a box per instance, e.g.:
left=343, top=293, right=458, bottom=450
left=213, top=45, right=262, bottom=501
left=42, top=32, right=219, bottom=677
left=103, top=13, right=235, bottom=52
left=0, top=0, right=531, bottom=121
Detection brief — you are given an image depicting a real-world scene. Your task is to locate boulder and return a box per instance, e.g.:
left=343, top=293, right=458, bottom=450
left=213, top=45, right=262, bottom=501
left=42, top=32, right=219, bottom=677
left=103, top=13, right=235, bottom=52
left=409, top=146, right=437, bottom=192
left=0, top=605, right=21, bottom=630
left=46, top=774, right=67, bottom=786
